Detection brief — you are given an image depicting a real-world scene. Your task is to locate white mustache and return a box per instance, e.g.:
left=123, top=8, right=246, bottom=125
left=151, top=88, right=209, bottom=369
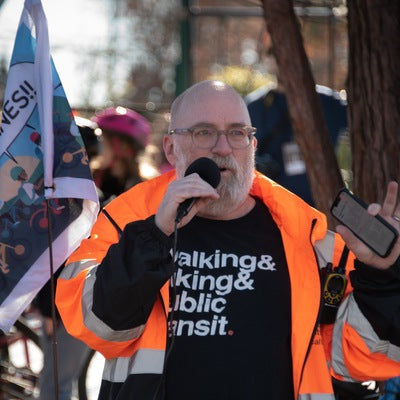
left=210, top=155, right=238, bottom=173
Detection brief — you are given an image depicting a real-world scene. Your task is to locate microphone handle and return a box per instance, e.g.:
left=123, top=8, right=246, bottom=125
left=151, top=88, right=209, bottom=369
left=175, top=197, right=197, bottom=223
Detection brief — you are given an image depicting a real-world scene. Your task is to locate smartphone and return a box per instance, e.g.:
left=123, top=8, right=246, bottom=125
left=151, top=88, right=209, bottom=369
left=330, top=188, right=399, bottom=257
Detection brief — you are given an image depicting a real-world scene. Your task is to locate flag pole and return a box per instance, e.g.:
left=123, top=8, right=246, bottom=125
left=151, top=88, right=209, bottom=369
left=46, top=197, right=59, bottom=400
left=30, top=0, right=59, bottom=397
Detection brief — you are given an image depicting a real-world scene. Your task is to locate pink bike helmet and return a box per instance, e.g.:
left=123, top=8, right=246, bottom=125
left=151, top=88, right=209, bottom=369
left=92, top=106, right=151, bottom=149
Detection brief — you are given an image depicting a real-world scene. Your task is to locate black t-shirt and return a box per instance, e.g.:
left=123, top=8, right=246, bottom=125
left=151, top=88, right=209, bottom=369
left=165, top=197, right=294, bottom=400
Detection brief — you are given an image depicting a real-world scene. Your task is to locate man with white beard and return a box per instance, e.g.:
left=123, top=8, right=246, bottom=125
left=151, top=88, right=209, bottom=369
left=57, top=80, right=400, bottom=400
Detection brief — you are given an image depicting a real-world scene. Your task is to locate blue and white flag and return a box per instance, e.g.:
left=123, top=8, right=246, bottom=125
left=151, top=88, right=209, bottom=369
left=0, top=0, right=99, bottom=332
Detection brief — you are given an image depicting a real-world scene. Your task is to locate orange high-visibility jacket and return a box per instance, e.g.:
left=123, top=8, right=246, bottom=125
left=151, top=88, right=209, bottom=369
left=56, top=170, right=400, bottom=400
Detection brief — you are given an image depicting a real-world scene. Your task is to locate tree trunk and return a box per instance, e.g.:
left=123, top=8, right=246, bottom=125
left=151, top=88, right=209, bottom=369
left=261, top=0, right=344, bottom=228
left=347, top=0, right=400, bottom=203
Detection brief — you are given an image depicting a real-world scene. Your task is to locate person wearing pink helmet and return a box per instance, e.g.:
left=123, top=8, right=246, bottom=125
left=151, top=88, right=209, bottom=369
left=91, top=106, right=152, bottom=204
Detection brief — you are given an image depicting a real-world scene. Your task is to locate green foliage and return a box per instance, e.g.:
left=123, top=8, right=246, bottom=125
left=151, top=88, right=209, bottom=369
left=208, top=65, right=276, bottom=97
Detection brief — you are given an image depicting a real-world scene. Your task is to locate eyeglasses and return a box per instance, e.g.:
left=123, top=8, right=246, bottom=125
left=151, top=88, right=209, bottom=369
left=169, top=125, right=257, bottom=149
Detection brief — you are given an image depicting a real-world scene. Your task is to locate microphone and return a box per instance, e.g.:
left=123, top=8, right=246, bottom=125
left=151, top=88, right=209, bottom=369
left=175, top=157, right=221, bottom=223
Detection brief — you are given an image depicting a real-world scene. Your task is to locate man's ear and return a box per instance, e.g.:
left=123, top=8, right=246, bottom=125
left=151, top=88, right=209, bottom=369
left=163, top=134, right=177, bottom=167
left=254, top=136, right=258, bottom=150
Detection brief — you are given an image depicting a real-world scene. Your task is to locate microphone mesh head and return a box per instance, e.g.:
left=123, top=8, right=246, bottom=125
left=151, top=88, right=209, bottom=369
left=184, top=157, right=221, bottom=188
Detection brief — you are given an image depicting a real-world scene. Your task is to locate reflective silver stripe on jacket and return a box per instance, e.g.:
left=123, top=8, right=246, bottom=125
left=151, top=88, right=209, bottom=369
left=60, top=259, right=99, bottom=279
left=102, top=348, right=165, bottom=382
left=298, top=394, right=335, bottom=400
left=61, top=259, right=146, bottom=342
left=332, top=294, right=400, bottom=380
left=314, top=230, right=336, bottom=269
left=80, top=267, right=145, bottom=342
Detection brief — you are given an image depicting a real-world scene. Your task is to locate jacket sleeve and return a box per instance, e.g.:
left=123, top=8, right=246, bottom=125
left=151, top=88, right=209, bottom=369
left=92, top=215, right=175, bottom=330
left=350, top=260, right=400, bottom=346
left=56, top=211, right=174, bottom=358
left=331, top=257, right=400, bottom=382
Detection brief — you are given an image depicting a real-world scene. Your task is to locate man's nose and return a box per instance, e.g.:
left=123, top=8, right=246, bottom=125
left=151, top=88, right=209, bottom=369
left=211, top=133, right=232, bottom=156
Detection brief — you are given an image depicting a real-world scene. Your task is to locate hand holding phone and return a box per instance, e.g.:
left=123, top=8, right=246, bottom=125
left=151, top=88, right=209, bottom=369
left=331, top=188, right=399, bottom=258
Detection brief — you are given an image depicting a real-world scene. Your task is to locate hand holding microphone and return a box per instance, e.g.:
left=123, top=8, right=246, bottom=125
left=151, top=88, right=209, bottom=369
left=155, top=158, right=221, bottom=235
left=175, top=157, right=221, bottom=223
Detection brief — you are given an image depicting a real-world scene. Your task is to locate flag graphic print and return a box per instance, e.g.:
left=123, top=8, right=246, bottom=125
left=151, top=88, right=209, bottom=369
left=0, top=0, right=99, bottom=332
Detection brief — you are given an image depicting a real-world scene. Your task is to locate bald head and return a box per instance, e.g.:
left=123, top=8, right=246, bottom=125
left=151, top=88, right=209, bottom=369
left=169, top=80, right=251, bottom=130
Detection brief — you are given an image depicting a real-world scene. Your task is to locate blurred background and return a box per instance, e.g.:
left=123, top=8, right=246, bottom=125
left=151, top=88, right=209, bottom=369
left=0, top=0, right=348, bottom=141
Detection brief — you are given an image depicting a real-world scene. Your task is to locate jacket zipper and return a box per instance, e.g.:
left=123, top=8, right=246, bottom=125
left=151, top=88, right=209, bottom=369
left=297, top=218, right=326, bottom=396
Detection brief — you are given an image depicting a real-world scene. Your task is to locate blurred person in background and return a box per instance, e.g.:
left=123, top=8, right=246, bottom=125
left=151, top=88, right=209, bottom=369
left=245, top=83, right=348, bottom=206
left=90, top=106, right=156, bottom=205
